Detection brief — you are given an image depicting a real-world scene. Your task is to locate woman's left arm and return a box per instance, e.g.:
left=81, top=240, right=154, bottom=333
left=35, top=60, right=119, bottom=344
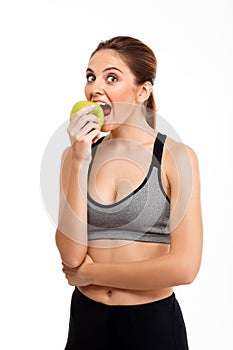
left=64, top=143, right=203, bottom=290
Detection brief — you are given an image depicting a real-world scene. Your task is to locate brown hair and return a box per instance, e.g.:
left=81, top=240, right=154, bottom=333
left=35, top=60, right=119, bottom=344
left=90, top=36, right=157, bottom=128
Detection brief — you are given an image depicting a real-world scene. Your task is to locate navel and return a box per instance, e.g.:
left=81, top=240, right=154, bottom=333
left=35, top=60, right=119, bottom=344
left=107, top=290, right=112, bottom=297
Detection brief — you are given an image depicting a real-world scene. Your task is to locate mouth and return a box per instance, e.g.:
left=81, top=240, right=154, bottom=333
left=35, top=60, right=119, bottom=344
left=96, top=102, right=112, bottom=117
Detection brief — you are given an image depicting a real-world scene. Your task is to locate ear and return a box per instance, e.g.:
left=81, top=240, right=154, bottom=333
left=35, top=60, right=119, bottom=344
left=136, top=81, right=153, bottom=104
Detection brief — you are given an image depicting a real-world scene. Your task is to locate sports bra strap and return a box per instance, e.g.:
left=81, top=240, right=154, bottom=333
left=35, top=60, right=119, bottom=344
left=153, top=132, right=167, bottom=165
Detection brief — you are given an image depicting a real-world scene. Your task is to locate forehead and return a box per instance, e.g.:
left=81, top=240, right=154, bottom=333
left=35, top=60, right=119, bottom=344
left=88, top=49, right=128, bottom=71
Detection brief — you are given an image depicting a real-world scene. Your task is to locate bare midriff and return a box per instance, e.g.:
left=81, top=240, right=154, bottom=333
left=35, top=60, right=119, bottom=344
left=79, top=240, right=173, bottom=305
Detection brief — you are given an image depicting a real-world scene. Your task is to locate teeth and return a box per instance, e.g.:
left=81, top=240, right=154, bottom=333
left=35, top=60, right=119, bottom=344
left=96, top=102, right=106, bottom=106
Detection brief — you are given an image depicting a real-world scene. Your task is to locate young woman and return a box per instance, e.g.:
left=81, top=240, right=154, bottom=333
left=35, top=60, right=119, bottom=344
left=56, top=36, right=203, bottom=349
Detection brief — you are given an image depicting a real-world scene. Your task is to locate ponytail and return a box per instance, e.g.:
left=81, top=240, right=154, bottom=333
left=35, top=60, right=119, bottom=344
left=145, top=92, right=156, bottom=129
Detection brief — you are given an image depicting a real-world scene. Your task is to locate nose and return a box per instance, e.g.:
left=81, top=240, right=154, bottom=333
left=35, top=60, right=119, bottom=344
left=92, top=89, right=104, bottom=98
left=88, top=78, right=105, bottom=99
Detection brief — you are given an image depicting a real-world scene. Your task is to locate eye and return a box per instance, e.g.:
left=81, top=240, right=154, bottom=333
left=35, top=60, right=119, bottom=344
left=107, top=75, right=117, bottom=83
left=86, top=74, right=95, bottom=82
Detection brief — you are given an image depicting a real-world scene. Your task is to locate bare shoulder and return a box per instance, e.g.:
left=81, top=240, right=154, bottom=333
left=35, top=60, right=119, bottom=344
left=163, top=135, right=199, bottom=169
left=161, top=135, right=201, bottom=195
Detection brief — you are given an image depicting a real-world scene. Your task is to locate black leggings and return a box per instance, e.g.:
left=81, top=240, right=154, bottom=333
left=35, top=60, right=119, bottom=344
left=65, top=287, right=189, bottom=350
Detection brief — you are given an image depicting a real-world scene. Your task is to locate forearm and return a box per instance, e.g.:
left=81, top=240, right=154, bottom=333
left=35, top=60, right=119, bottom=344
left=89, top=254, right=195, bottom=290
left=56, top=159, right=89, bottom=267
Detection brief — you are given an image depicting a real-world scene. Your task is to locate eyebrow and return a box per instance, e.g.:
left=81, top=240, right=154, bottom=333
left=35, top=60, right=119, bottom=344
left=86, top=67, right=123, bottom=74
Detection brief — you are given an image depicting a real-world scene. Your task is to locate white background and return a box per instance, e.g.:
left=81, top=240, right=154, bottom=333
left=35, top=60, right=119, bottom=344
left=0, top=0, right=232, bottom=349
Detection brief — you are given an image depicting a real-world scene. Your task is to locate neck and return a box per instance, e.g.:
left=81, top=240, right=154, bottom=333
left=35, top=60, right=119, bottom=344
left=109, top=110, right=156, bottom=143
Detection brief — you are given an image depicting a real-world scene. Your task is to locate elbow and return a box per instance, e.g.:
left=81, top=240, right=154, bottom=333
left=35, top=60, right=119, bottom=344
left=182, top=272, right=197, bottom=285
left=55, top=229, right=87, bottom=268
left=62, top=255, right=86, bottom=268
left=58, top=245, right=87, bottom=268
left=172, top=252, right=202, bottom=286
left=180, top=264, right=201, bottom=285
left=58, top=246, right=87, bottom=268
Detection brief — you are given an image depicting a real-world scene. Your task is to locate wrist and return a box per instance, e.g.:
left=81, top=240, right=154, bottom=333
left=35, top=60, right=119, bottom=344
left=71, top=145, right=92, bottom=165
left=71, top=157, right=90, bottom=171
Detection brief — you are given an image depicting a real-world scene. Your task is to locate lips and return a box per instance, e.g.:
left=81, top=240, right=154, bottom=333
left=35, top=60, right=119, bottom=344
left=96, top=102, right=112, bottom=116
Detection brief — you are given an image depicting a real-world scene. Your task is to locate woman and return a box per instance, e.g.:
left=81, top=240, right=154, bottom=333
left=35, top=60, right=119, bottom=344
left=56, top=36, right=203, bottom=349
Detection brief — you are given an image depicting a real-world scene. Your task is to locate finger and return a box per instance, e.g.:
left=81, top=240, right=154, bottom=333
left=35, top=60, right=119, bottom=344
left=78, top=128, right=101, bottom=144
left=70, top=123, right=100, bottom=143
left=62, top=266, right=74, bottom=273
left=67, top=114, right=99, bottom=134
left=68, top=117, right=99, bottom=139
left=69, top=113, right=99, bottom=131
left=62, top=267, right=71, bottom=275
left=69, top=104, right=96, bottom=127
left=79, top=121, right=100, bottom=134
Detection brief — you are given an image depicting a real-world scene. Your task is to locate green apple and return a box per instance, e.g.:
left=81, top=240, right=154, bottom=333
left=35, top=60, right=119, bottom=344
left=70, top=100, right=104, bottom=127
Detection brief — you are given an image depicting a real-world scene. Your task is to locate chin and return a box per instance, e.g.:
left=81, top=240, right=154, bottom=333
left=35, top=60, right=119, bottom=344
left=100, top=123, right=117, bottom=133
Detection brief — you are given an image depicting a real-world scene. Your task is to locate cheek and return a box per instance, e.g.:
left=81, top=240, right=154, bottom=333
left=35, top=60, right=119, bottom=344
left=111, top=85, right=136, bottom=102
left=84, top=85, right=89, bottom=98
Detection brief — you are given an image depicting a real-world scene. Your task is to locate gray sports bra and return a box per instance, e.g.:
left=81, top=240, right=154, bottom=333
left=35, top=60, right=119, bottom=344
left=87, top=132, right=170, bottom=244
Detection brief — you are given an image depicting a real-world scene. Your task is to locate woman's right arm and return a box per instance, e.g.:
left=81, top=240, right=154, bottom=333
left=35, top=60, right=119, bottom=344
left=55, top=105, right=100, bottom=268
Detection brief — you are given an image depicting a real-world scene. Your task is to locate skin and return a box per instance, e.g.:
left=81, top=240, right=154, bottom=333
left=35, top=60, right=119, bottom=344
left=57, top=49, right=203, bottom=305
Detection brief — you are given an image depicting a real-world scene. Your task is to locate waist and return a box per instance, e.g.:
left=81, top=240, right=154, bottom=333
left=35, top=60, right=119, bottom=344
left=88, top=238, right=170, bottom=261
left=85, top=240, right=171, bottom=305
left=78, top=285, right=174, bottom=306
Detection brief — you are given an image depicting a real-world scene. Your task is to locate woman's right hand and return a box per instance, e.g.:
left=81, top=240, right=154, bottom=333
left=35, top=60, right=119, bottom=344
left=67, top=104, right=101, bottom=163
